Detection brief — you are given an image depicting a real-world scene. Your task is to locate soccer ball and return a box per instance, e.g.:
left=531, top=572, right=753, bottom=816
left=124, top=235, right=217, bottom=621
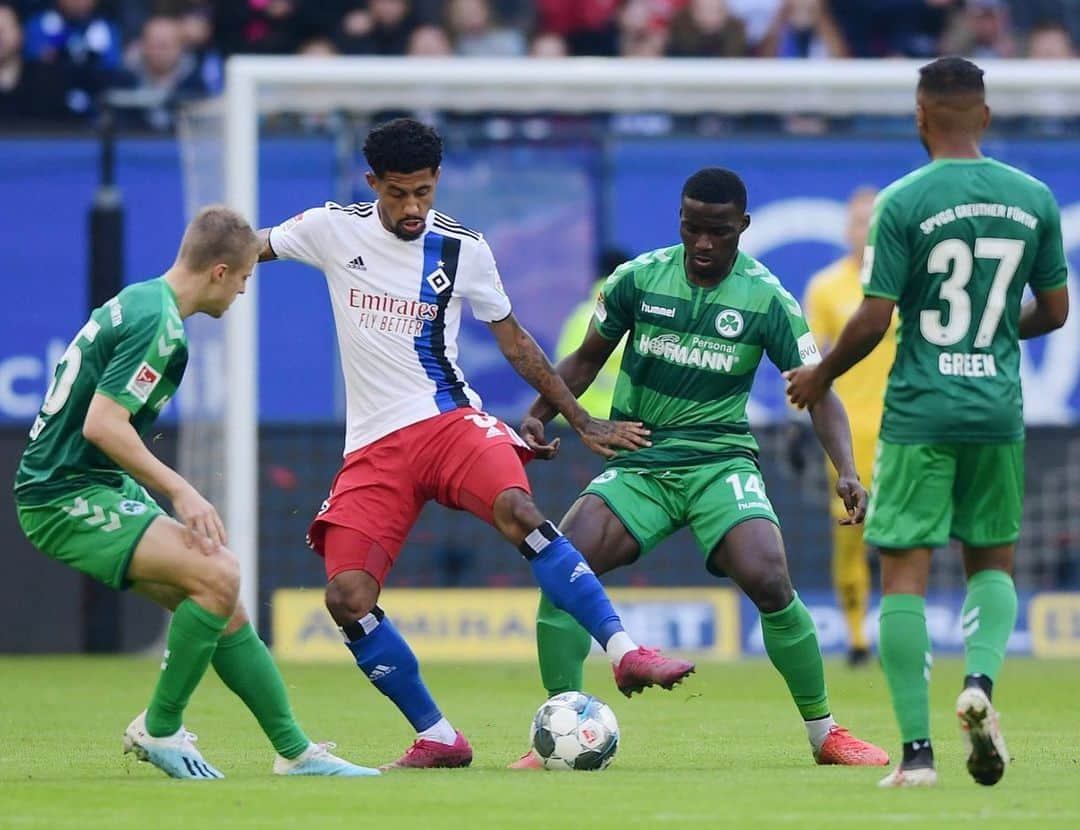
left=529, top=691, right=619, bottom=771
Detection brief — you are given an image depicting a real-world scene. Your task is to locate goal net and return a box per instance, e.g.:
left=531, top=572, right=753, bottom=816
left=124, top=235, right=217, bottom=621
left=177, top=57, right=1080, bottom=634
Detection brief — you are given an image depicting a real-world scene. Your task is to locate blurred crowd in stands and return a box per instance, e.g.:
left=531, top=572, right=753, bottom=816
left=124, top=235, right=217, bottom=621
left=1, top=0, right=1077, bottom=129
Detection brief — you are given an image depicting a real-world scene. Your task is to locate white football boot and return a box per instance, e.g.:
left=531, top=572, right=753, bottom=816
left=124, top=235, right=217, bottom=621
left=123, top=710, right=224, bottom=780
left=878, top=764, right=939, bottom=788
left=273, top=742, right=380, bottom=777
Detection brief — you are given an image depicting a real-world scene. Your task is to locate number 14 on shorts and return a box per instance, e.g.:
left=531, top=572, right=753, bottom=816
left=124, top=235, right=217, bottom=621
left=725, top=472, right=771, bottom=510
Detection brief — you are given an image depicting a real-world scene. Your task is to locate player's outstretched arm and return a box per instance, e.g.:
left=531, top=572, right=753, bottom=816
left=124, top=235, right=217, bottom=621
left=488, top=314, right=649, bottom=459
left=807, top=390, right=867, bottom=524
left=785, top=296, right=895, bottom=409
left=1019, top=284, right=1069, bottom=339
left=83, top=393, right=226, bottom=552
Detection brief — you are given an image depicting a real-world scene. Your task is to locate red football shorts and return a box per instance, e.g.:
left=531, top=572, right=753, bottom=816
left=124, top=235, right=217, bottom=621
left=308, top=407, right=534, bottom=584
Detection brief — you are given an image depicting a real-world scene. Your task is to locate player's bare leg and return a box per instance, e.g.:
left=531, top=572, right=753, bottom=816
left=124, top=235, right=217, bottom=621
left=493, top=488, right=694, bottom=698
left=956, top=544, right=1016, bottom=786
left=877, top=546, right=937, bottom=787
left=711, top=519, right=888, bottom=767
left=324, top=549, right=471, bottom=770
left=121, top=517, right=237, bottom=779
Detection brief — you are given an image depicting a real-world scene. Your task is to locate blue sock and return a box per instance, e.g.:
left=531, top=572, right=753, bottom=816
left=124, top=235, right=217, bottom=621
left=521, top=522, right=624, bottom=648
left=343, top=611, right=442, bottom=732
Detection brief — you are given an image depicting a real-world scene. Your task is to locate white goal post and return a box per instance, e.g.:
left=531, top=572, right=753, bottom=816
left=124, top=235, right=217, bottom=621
left=218, top=56, right=1080, bottom=629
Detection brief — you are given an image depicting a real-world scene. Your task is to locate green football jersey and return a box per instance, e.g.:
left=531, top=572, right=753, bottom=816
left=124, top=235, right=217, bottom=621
left=595, top=244, right=820, bottom=469
left=15, top=278, right=188, bottom=503
left=864, top=158, right=1068, bottom=444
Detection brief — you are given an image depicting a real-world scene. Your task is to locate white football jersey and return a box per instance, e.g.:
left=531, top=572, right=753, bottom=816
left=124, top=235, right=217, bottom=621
left=269, top=201, right=512, bottom=454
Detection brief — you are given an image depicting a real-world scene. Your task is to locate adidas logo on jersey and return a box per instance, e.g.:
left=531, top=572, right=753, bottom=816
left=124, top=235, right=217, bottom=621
left=346, top=254, right=367, bottom=270
left=569, top=562, right=594, bottom=583
left=368, top=664, right=396, bottom=681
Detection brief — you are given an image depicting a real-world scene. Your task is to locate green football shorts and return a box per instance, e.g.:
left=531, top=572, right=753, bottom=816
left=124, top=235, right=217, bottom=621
left=580, top=456, right=780, bottom=560
left=864, top=440, right=1024, bottom=550
left=16, top=477, right=165, bottom=590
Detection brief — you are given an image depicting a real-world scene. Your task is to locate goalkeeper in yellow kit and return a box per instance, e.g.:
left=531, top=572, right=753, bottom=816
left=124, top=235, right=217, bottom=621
left=802, top=187, right=896, bottom=666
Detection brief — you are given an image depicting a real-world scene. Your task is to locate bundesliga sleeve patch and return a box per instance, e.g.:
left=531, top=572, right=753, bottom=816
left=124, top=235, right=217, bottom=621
left=126, top=362, right=162, bottom=402
left=594, top=293, right=608, bottom=323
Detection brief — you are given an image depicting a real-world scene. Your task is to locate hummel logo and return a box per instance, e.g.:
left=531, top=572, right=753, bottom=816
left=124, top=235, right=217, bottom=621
left=569, top=562, right=593, bottom=583
left=368, top=664, right=396, bottom=681
left=641, top=301, right=676, bottom=318
left=346, top=254, right=367, bottom=270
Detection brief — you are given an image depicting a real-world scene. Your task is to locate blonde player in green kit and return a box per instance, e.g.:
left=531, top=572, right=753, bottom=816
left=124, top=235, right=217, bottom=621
left=14, top=206, right=378, bottom=780
left=786, top=58, right=1070, bottom=788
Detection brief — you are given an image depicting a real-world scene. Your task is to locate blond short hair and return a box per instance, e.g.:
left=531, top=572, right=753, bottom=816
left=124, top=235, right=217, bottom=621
left=177, top=205, right=258, bottom=272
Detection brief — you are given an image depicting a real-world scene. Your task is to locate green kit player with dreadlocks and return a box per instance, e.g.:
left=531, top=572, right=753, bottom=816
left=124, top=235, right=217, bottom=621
left=786, top=58, right=1070, bottom=788
left=15, top=206, right=379, bottom=780
left=511, top=167, right=890, bottom=769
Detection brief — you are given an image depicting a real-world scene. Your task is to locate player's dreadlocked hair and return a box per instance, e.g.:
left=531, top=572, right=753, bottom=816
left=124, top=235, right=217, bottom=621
left=918, top=56, right=985, bottom=98
left=363, top=118, right=443, bottom=177
left=682, top=168, right=747, bottom=212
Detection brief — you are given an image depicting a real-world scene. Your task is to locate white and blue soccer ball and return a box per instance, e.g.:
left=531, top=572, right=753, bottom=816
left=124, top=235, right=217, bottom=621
left=529, top=691, right=619, bottom=771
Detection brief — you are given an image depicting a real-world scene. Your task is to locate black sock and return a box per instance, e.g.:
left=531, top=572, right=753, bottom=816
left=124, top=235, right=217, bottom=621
left=964, top=672, right=994, bottom=701
left=901, top=739, right=934, bottom=768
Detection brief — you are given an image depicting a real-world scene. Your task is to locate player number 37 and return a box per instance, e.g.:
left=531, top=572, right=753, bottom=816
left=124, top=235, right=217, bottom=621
left=920, top=236, right=1025, bottom=348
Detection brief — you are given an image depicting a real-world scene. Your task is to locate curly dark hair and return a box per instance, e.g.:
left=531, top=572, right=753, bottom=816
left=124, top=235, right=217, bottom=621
left=362, top=118, right=443, bottom=177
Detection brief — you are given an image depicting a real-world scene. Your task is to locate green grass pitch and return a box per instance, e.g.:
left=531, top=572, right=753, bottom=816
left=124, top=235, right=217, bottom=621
left=2, top=656, right=1078, bottom=829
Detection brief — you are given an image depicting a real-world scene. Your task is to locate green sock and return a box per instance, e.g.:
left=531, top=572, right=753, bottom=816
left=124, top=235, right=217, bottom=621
left=212, top=622, right=311, bottom=759
left=962, top=570, right=1018, bottom=684
left=879, top=593, right=932, bottom=743
left=146, top=598, right=229, bottom=738
left=537, top=592, right=592, bottom=697
left=760, top=595, right=830, bottom=720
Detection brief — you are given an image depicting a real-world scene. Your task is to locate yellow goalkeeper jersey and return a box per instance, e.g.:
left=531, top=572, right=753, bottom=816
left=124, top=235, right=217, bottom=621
left=804, top=255, right=897, bottom=446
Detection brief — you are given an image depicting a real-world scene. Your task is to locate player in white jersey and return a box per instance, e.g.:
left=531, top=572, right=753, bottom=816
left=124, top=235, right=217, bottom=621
left=256, top=118, right=695, bottom=769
